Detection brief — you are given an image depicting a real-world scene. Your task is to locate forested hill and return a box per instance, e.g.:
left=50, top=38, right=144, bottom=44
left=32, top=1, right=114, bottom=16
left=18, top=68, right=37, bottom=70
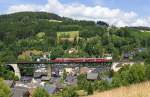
left=0, top=12, right=150, bottom=63
left=0, top=12, right=66, bottom=40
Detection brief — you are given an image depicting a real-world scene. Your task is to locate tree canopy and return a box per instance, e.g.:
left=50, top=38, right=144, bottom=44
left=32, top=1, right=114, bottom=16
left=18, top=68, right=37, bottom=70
left=0, top=78, right=11, bottom=97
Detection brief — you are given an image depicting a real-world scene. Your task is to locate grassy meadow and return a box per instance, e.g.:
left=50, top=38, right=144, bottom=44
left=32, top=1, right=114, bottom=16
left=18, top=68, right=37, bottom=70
left=86, top=81, right=150, bottom=97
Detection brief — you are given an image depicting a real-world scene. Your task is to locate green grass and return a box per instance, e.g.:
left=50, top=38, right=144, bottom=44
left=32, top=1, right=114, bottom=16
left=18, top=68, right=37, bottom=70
left=76, top=90, right=87, bottom=96
left=48, top=19, right=62, bottom=23
left=57, top=31, right=79, bottom=43
left=57, top=31, right=79, bottom=38
left=130, top=30, right=150, bottom=39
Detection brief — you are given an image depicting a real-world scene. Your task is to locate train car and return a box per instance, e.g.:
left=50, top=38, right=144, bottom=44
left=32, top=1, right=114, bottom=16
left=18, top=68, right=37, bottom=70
left=49, top=58, right=112, bottom=63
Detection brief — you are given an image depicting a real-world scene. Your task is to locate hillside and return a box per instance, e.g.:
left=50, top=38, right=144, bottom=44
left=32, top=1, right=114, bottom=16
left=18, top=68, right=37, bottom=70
left=0, top=12, right=149, bottom=63
left=0, top=12, right=150, bottom=97
left=86, top=81, right=150, bottom=97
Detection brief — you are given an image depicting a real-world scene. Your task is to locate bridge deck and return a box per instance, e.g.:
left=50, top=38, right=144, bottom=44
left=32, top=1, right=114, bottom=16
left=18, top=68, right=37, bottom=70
left=17, top=58, right=112, bottom=64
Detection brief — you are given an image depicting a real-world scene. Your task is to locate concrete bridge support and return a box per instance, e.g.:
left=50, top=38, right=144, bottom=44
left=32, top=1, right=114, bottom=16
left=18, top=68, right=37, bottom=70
left=112, top=62, right=135, bottom=72
left=47, top=65, right=52, bottom=79
left=6, top=64, right=21, bottom=79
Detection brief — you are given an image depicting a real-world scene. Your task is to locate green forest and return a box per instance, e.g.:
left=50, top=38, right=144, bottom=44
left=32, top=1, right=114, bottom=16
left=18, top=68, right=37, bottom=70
left=0, top=12, right=150, bottom=64
left=0, top=12, right=150, bottom=97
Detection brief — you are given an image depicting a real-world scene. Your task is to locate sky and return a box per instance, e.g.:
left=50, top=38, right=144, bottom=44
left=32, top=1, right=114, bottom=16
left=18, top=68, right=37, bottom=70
left=0, top=0, right=150, bottom=27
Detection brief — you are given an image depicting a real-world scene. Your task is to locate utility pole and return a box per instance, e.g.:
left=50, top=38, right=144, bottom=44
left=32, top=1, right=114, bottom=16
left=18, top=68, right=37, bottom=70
left=107, top=27, right=111, bottom=44
left=47, top=51, right=52, bottom=79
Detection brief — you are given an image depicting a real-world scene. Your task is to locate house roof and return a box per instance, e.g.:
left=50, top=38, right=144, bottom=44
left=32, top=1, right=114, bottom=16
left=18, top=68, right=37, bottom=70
left=41, top=76, right=50, bottom=81
left=80, top=67, right=95, bottom=74
left=87, top=73, right=98, bottom=80
left=43, top=85, right=57, bottom=94
left=11, top=87, right=28, bottom=97
left=21, top=76, right=32, bottom=82
left=92, top=68, right=106, bottom=73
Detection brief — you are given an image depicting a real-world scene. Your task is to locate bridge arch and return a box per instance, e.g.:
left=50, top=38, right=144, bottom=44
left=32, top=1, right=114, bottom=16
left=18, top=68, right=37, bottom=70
left=6, top=64, right=21, bottom=79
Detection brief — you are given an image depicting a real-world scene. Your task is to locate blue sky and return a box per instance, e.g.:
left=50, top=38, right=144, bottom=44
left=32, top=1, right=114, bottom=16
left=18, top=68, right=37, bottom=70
left=61, top=0, right=150, bottom=18
left=0, top=0, right=47, bottom=14
left=0, top=0, right=150, bottom=26
left=1, top=0, right=149, bottom=17
left=61, top=0, right=150, bottom=14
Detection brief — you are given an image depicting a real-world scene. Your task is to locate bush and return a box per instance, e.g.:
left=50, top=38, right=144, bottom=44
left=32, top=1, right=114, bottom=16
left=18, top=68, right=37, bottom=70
left=116, top=65, right=130, bottom=86
left=86, top=82, right=93, bottom=95
left=14, top=76, right=19, bottom=81
left=120, top=70, right=129, bottom=86
left=111, top=74, right=122, bottom=88
left=128, top=64, right=146, bottom=84
left=0, top=65, right=16, bottom=80
left=32, top=87, right=49, bottom=97
left=75, top=64, right=148, bottom=95
left=98, top=80, right=110, bottom=91
left=62, top=88, right=79, bottom=97
left=76, top=90, right=87, bottom=96
left=145, top=58, right=150, bottom=65
left=111, top=64, right=147, bottom=88
left=0, top=78, right=11, bottom=97
left=77, top=74, right=88, bottom=90
left=145, top=64, right=150, bottom=80
left=93, top=81, right=99, bottom=90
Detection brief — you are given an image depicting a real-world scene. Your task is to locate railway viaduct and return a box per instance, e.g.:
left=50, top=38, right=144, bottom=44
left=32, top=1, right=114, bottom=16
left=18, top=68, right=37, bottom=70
left=6, top=58, right=113, bottom=79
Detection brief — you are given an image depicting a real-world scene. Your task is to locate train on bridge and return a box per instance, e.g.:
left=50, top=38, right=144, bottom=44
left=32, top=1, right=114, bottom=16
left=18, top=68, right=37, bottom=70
left=49, top=58, right=112, bottom=63
left=6, top=57, right=113, bottom=79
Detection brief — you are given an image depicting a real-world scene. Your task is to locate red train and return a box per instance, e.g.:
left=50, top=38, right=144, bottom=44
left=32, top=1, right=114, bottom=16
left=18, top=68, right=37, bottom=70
left=49, top=58, right=112, bottom=63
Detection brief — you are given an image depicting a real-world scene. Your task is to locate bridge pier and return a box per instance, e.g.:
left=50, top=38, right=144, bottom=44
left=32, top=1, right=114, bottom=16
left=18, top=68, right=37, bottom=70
left=6, top=64, right=21, bottom=79
left=47, top=65, right=52, bottom=79
left=112, top=61, right=135, bottom=72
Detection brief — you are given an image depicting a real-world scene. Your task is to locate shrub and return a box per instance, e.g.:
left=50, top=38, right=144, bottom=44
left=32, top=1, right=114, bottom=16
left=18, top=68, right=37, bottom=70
left=62, top=88, right=79, bottom=97
left=86, top=82, right=93, bottom=95
left=14, top=76, right=19, bottom=81
left=120, top=70, right=129, bottom=86
left=32, top=87, right=49, bottom=97
left=128, top=64, right=146, bottom=84
left=77, top=74, right=87, bottom=90
left=145, top=64, right=150, bottom=80
left=0, top=78, right=11, bottom=97
left=98, top=80, right=110, bottom=91
left=111, top=74, right=122, bottom=88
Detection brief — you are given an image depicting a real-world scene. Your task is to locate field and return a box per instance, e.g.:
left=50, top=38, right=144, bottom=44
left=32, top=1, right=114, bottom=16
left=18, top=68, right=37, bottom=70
left=48, top=19, right=62, bottom=23
left=86, top=81, right=150, bottom=97
left=57, top=31, right=79, bottom=43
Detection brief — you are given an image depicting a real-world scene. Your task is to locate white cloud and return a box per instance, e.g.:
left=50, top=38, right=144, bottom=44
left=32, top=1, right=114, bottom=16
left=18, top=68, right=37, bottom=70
left=6, top=0, right=150, bottom=27
left=7, top=5, right=41, bottom=13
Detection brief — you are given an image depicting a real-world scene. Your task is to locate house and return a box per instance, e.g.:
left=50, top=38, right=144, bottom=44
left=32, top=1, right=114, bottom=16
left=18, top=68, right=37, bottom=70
left=65, top=68, right=73, bottom=74
left=65, top=75, right=77, bottom=85
left=137, top=48, right=145, bottom=52
left=21, top=76, right=32, bottom=83
left=49, top=77, right=60, bottom=84
left=87, top=73, right=99, bottom=80
left=67, top=48, right=78, bottom=54
left=34, top=68, right=47, bottom=78
left=52, top=68, right=59, bottom=77
left=43, top=84, right=58, bottom=94
left=12, top=80, right=41, bottom=97
left=41, top=76, right=50, bottom=81
left=80, top=67, right=95, bottom=74
left=92, top=68, right=107, bottom=74
left=11, top=87, right=29, bottom=97
left=55, top=83, right=64, bottom=90
left=43, top=83, right=64, bottom=94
